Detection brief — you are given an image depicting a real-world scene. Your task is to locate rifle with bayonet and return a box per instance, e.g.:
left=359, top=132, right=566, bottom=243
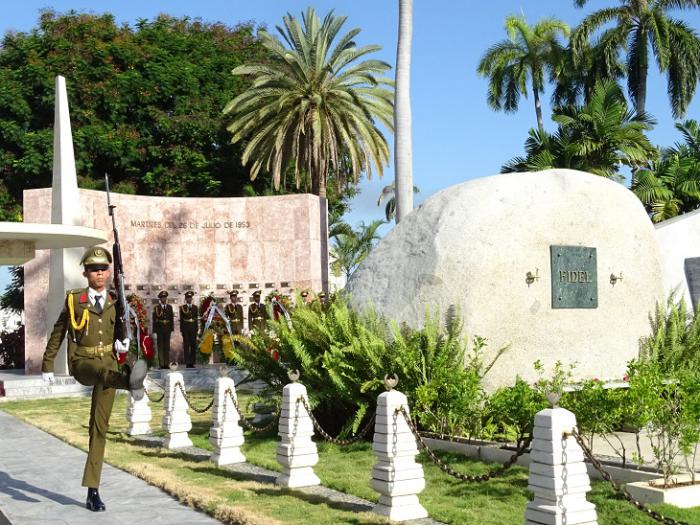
left=105, top=174, right=133, bottom=362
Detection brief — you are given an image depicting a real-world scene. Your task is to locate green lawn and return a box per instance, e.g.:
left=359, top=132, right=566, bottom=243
left=2, top=394, right=699, bottom=525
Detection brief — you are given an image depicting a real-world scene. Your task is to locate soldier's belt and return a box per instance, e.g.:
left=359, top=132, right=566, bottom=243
left=182, top=319, right=196, bottom=323
left=77, top=345, right=107, bottom=357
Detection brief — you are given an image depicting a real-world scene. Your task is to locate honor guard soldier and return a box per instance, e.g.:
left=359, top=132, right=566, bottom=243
left=179, top=291, right=198, bottom=368
left=41, top=246, right=148, bottom=512
left=225, top=290, right=245, bottom=335
left=248, top=290, right=267, bottom=332
left=300, top=289, right=312, bottom=305
left=153, top=290, right=174, bottom=368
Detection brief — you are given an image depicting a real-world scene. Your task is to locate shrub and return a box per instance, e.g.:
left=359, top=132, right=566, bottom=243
left=485, top=376, right=547, bottom=447
left=232, top=296, right=503, bottom=437
left=640, top=294, right=700, bottom=374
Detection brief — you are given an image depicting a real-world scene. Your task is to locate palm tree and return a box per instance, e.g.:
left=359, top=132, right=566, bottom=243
left=572, top=0, right=700, bottom=118
left=478, top=15, right=570, bottom=131
left=503, top=80, right=656, bottom=178
left=377, top=182, right=419, bottom=221
left=632, top=119, right=700, bottom=221
left=330, top=220, right=385, bottom=281
left=394, top=0, right=414, bottom=223
left=552, top=36, right=626, bottom=107
left=223, top=8, right=394, bottom=199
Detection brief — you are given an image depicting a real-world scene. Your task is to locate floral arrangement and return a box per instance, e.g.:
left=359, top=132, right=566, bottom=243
left=199, top=293, right=235, bottom=362
left=265, top=291, right=291, bottom=321
left=126, top=293, right=155, bottom=362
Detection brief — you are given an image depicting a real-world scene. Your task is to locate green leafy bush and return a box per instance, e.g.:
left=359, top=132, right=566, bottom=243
left=560, top=379, right=629, bottom=461
left=232, top=296, right=503, bottom=437
left=627, top=359, right=700, bottom=485
left=485, top=377, right=547, bottom=446
left=640, top=295, right=700, bottom=374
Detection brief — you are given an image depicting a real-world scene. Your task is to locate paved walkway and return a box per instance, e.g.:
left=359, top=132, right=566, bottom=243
left=0, top=411, right=221, bottom=525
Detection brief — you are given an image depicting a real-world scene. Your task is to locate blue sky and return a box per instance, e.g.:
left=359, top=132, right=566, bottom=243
left=1, top=1, right=699, bottom=289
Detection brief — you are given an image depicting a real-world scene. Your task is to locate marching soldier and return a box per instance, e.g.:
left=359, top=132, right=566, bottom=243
left=225, top=290, right=245, bottom=335
left=41, top=246, right=147, bottom=512
left=179, top=291, right=198, bottom=368
left=152, top=290, right=174, bottom=368
left=248, top=290, right=267, bottom=332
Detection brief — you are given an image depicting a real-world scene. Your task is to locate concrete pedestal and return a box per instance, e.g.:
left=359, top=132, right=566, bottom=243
left=276, top=382, right=320, bottom=488
left=371, top=390, right=428, bottom=521
left=127, top=393, right=152, bottom=436
left=209, top=376, right=246, bottom=466
left=162, top=370, right=193, bottom=449
left=525, top=408, right=597, bottom=525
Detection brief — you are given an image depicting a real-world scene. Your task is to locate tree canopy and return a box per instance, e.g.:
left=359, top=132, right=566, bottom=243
left=0, top=11, right=272, bottom=220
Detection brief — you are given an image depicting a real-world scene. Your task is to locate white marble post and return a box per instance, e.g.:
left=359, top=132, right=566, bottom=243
left=371, top=388, right=428, bottom=522
left=209, top=374, right=246, bottom=466
left=276, top=381, right=320, bottom=488
left=161, top=369, right=193, bottom=449
left=525, top=407, right=598, bottom=525
left=126, top=393, right=152, bottom=436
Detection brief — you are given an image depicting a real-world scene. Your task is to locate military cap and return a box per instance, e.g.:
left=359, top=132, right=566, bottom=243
left=252, top=290, right=261, bottom=297
left=228, top=289, right=239, bottom=297
left=300, top=290, right=309, bottom=298
left=158, top=290, right=169, bottom=299
left=80, top=246, right=112, bottom=268
left=184, top=290, right=195, bottom=298
left=318, top=291, right=327, bottom=298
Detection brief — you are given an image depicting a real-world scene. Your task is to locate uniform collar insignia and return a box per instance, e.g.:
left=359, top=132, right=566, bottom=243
left=79, top=290, right=88, bottom=303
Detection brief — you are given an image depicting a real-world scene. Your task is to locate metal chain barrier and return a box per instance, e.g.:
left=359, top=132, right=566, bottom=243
left=570, top=428, right=688, bottom=525
left=175, top=382, right=214, bottom=414
left=396, top=405, right=531, bottom=483
left=225, top=388, right=280, bottom=433
left=297, top=396, right=375, bottom=445
left=145, top=390, right=165, bottom=403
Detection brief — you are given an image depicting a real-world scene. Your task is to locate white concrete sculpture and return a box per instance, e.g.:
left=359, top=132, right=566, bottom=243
left=276, top=376, right=320, bottom=488
left=162, top=369, right=193, bottom=449
left=525, top=407, right=598, bottom=525
left=371, top=384, right=428, bottom=521
left=209, top=372, right=246, bottom=466
left=126, top=393, right=152, bottom=436
left=47, top=75, right=90, bottom=375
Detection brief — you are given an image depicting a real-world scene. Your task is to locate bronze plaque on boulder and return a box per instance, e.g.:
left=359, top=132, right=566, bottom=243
left=550, top=245, right=598, bottom=309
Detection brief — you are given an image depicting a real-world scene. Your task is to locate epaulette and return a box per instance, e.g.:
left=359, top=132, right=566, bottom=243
left=108, top=289, right=118, bottom=300
left=66, top=288, right=83, bottom=295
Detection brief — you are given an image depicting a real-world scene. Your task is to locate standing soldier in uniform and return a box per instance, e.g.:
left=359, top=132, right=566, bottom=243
left=247, top=289, right=267, bottom=332
left=153, top=290, right=174, bottom=368
left=225, top=290, right=245, bottom=335
left=41, top=246, right=147, bottom=512
left=179, top=291, right=198, bottom=368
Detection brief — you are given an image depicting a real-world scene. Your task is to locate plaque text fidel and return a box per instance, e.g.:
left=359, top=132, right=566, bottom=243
left=550, top=245, right=598, bottom=309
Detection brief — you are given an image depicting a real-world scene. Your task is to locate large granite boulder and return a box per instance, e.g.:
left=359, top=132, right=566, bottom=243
left=347, top=169, right=665, bottom=390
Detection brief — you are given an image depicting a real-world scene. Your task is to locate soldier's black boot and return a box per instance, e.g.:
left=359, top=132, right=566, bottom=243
left=129, top=359, right=148, bottom=401
left=86, top=488, right=106, bottom=511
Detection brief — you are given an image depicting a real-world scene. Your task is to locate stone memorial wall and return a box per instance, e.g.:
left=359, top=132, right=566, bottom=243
left=23, top=188, right=328, bottom=372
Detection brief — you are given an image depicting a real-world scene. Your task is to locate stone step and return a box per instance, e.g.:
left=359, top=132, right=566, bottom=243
left=0, top=375, right=92, bottom=401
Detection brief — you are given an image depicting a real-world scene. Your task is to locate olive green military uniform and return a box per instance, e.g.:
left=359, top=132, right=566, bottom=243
left=224, top=294, right=244, bottom=335
left=179, top=296, right=198, bottom=368
left=247, top=292, right=268, bottom=332
left=42, top=288, right=127, bottom=489
left=153, top=297, right=174, bottom=369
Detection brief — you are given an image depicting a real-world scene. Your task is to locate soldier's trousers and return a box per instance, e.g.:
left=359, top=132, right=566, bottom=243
left=181, top=327, right=197, bottom=367
left=155, top=330, right=171, bottom=369
left=71, top=352, right=128, bottom=488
